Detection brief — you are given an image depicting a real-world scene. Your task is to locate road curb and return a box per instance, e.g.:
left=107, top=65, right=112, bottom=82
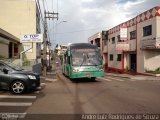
left=105, top=73, right=131, bottom=79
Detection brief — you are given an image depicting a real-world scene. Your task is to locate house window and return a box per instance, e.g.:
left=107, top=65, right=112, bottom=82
left=110, top=54, right=113, bottom=61
left=143, top=25, right=152, bottom=37
left=112, top=37, right=115, bottom=44
left=95, top=39, right=100, bottom=47
left=130, top=30, right=136, bottom=40
left=117, top=54, right=122, bottom=61
left=117, top=35, right=120, bottom=42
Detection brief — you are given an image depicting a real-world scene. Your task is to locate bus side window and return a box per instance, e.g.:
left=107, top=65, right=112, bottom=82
left=67, top=56, right=70, bottom=64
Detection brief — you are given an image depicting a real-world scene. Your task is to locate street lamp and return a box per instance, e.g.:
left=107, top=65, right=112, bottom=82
left=54, top=20, right=67, bottom=31
left=57, top=20, right=67, bottom=25
left=49, top=20, right=67, bottom=32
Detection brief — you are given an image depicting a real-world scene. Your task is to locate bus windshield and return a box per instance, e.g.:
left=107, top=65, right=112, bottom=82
left=71, top=48, right=102, bottom=66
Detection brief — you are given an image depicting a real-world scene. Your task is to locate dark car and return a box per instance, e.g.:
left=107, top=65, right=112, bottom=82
left=0, top=60, right=40, bottom=94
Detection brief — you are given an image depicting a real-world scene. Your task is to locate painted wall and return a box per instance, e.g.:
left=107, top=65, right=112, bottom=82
left=143, top=17, right=160, bottom=71
left=0, top=44, right=8, bottom=58
left=137, top=17, right=157, bottom=73
left=108, top=31, right=122, bottom=69
left=128, top=25, right=136, bottom=51
left=157, top=16, right=160, bottom=36
left=0, top=0, right=41, bottom=60
left=144, top=51, right=160, bottom=71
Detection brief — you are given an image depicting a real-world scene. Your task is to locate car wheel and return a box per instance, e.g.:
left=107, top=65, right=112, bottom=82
left=10, top=81, right=26, bottom=94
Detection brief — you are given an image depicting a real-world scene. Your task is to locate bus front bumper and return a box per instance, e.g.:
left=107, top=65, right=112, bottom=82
left=70, top=71, right=104, bottom=79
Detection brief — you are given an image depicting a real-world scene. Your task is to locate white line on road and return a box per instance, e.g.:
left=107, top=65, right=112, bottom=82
left=0, top=95, right=36, bottom=99
left=0, top=102, right=32, bottom=106
left=0, top=113, right=27, bottom=119
left=97, top=77, right=112, bottom=81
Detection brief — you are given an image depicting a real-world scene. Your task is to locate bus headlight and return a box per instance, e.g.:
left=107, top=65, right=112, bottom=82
left=73, top=68, right=79, bottom=72
left=99, top=66, right=104, bottom=71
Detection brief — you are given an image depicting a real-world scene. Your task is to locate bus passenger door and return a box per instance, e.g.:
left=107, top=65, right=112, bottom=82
left=66, top=56, right=71, bottom=77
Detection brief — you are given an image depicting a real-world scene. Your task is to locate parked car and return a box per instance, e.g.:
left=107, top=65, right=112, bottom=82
left=0, top=60, right=40, bottom=94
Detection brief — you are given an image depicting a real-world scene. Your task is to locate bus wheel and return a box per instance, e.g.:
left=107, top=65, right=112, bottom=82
left=91, top=77, right=96, bottom=81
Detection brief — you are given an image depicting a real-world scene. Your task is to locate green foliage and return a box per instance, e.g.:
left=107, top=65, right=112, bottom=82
left=146, top=67, right=160, bottom=74
left=125, top=66, right=129, bottom=71
left=54, top=49, right=58, bottom=53
left=55, top=44, right=58, bottom=48
left=23, top=59, right=30, bottom=66
left=0, top=55, right=5, bottom=59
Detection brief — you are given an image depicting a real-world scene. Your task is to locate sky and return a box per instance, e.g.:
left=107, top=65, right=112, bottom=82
left=39, top=0, right=160, bottom=48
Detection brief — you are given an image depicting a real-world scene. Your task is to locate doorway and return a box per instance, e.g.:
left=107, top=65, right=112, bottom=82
left=9, top=42, right=12, bottom=58
left=130, top=54, right=136, bottom=72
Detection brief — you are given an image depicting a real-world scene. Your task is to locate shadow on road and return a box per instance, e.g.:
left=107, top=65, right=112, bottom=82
left=70, top=78, right=100, bottom=83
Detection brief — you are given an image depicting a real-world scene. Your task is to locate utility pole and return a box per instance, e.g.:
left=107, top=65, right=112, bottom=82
left=42, top=10, right=58, bottom=76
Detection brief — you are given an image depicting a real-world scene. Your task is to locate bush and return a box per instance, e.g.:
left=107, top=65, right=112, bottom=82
left=0, top=55, right=5, bottom=59
left=23, top=59, right=30, bottom=66
left=146, top=67, right=160, bottom=74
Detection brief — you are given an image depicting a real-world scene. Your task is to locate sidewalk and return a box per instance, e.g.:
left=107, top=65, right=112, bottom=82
left=105, top=72, right=160, bottom=80
left=40, top=62, right=57, bottom=82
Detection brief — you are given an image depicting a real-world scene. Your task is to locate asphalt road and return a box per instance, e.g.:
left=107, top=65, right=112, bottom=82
left=0, top=63, right=160, bottom=120
left=26, top=65, right=160, bottom=119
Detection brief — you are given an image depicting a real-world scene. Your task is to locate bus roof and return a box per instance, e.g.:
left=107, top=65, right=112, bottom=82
left=69, top=43, right=97, bottom=49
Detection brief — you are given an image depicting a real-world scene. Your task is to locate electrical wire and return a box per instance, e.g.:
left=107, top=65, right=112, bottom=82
left=44, top=0, right=49, bottom=11
left=41, top=0, right=52, bottom=43
left=57, top=0, right=59, bottom=16
left=36, top=0, right=44, bottom=29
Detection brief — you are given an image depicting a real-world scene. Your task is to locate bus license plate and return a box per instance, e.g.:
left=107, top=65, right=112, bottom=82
left=86, top=74, right=91, bottom=77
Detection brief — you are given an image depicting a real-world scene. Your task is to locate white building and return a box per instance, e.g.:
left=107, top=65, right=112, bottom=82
left=89, top=6, right=160, bottom=74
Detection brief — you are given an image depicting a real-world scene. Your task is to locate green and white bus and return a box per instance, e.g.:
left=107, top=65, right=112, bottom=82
left=62, top=43, right=104, bottom=80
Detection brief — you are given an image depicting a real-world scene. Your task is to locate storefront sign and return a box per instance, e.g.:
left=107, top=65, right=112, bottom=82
left=141, top=37, right=160, bottom=48
left=120, top=26, right=127, bottom=41
left=20, top=34, right=43, bottom=43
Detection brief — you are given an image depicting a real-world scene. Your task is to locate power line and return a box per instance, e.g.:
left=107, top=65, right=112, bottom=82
left=44, top=0, right=51, bottom=42
left=42, top=0, right=46, bottom=12
left=44, top=0, right=49, bottom=11
left=42, top=0, right=51, bottom=42
left=57, top=0, right=59, bottom=14
left=36, top=0, right=44, bottom=28
left=52, top=0, right=54, bottom=11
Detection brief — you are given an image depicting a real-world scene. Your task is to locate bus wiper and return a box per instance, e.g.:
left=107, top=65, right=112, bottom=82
left=80, top=53, right=86, bottom=67
left=87, top=54, right=98, bottom=66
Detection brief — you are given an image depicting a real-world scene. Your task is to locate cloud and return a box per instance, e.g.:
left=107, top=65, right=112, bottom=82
left=81, top=0, right=94, bottom=2
left=41, top=0, right=159, bottom=47
left=115, top=0, right=146, bottom=10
